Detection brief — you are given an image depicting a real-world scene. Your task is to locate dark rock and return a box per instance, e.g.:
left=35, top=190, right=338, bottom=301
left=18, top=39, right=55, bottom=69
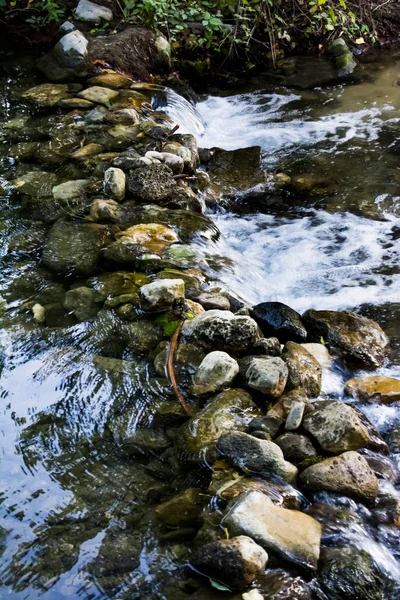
left=240, top=356, right=288, bottom=398
left=251, top=337, right=281, bottom=357
left=155, top=488, right=204, bottom=527
left=182, top=310, right=258, bottom=353
left=251, top=302, right=307, bottom=343
left=275, top=433, right=317, bottom=465
left=248, top=415, right=284, bottom=439
left=208, top=146, right=265, bottom=192
left=126, top=164, right=176, bottom=202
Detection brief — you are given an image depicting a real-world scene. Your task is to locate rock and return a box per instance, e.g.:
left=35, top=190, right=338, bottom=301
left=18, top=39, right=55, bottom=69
left=145, top=151, right=184, bottom=174
left=182, top=310, right=258, bottom=353
left=105, top=108, right=140, bottom=125
left=302, top=309, right=389, bottom=368
left=78, top=86, right=119, bottom=106
left=21, top=83, right=71, bottom=107
left=59, top=97, right=94, bottom=109
left=388, top=426, right=400, bottom=453
left=52, top=179, right=90, bottom=201
left=209, top=473, right=301, bottom=509
left=192, top=351, right=239, bottom=395
left=139, top=278, right=184, bottom=313
left=154, top=33, right=171, bottom=70
left=54, top=31, right=88, bottom=68
left=170, top=133, right=199, bottom=172
left=75, top=0, right=113, bottom=23
left=196, top=293, right=230, bottom=311
left=117, top=223, right=179, bottom=254
left=90, top=198, right=120, bottom=221
left=240, top=356, right=288, bottom=398
left=32, top=303, right=46, bottom=324
left=88, top=73, right=132, bottom=89
left=248, top=415, right=284, bottom=439
left=217, top=431, right=297, bottom=483
left=155, top=488, right=204, bottom=527
left=42, top=219, right=113, bottom=276
left=282, top=342, right=322, bottom=397
left=125, top=320, right=163, bottom=353
left=14, top=171, right=59, bottom=197
left=71, top=143, right=103, bottom=159
left=87, top=271, right=140, bottom=300
left=208, top=147, right=265, bottom=192
left=126, top=164, right=176, bottom=202
left=58, top=21, right=76, bottom=35
left=224, top=490, right=321, bottom=570
left=290, top=173, right=332, bottom=195
left=191, top=536, right=268, bottom=590
left=299, top=451, right=378, bottom=501
left=285, top=400, right=305, bottom=431
left=175, top=389, right=260, bottom=463
left=63, top=286, right=100, bottom=321
left=318, top=547, right=383, bottom=600
left=301, top=342, right=331, bottom=368
left=344, top=376, right=400, bottom=405
left=303, top=402, right=370, bottom=454
left=104, top=167, right=125, bottom=201
left=275, top=433, right=317, bottom=465
left=251, top=337, right=281, bottom=357
left=329, top=38, right=357, bottom=77
left=251, top=302, right=307, bottom=343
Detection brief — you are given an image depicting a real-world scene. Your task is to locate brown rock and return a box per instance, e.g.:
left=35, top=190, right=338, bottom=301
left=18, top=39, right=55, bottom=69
left=345, top=376, right=400, bottom=405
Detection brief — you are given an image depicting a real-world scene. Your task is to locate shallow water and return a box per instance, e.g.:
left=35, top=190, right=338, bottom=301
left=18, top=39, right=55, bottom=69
left=0, top=53, right=400, bottom=599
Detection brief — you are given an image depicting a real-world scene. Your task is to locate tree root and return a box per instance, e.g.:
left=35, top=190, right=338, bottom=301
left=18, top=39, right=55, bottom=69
left=167, top=319, right=192, bottom=417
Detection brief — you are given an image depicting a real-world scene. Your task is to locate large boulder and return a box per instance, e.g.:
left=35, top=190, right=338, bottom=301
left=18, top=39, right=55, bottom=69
left=302, top=402, right=370, bottom=454
left=299, top=451, right=379, bottom=501
left=126, top=164, right=176, bottom=202
left=217, top=431, right=297, bottom=483
left=138, top=278, right=185, bottom=313
left=251, top=302, right=307, bottom=343
left=42, top=219, right=113, bottom=276
left=192, top=351, right=239, bottom=395
left=182, top=310, right=258, bottom=353
left=54, top=31, right=88, bottom=68
left=302, top=309, right=389, bottom=368
left=21, top=83, right=71, bottom=107
left=208, top=146, right=265, bottom=192
left=282, top=342, right=322, bottom=397
left=240, top=356, right=288, bottom=398
left=344, top=376, right=400, bottom=405
left=224, top=490, right=321, bottom=570
left=329, top=38, right=357, bottom=77
left=191, top=536, right=268, bottom=590
left=174, top=389, right=261, bottom=463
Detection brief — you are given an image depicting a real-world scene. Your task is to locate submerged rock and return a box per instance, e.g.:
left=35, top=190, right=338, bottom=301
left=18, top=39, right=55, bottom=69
left=282, top=341, right=322, bottom=397
left=139, top=278, right=185, bottom=313
left=208, top=146, right=265, bottom=192
left=191, top=535, right=268, bottom=590
left=217, top=430, right=298, bottom=483
left=344, top=376, right=400, bottom=405
left=155, top=488, right=204, bottom=527
left=302, top=402, right=370, bottom=454
left=251, top=302, right=307, bottom=343
left=182, top=310, right=258, bottom=352
left=224, top=490, right=321, bottom=570
left=303, top=309, right=389, bottom=368
left=63, top=286, right=100, bottom=321
left=192, top=351, right=239, bottom=395
left=240, top=356, right=288, bottom=398
left=14, top=171, right=59, bottom=198
left=21, top=83, right=71, bottom=107
left=299, top=451, right=378, bottom=501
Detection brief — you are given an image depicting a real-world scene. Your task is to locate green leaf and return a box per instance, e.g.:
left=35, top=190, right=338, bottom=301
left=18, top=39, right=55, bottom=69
left=209, top=578, right=231, bottom=592
left=155, top=314, right=180, bottom=337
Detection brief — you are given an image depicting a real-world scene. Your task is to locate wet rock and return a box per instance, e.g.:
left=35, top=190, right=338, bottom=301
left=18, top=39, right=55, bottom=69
left=318, top=547, right=383, bottom=600
left=388, top=426, right=400, bottom=453
left=192, top=351, right=239, bottom=395
left=217, top=431, right=297, bottom=483
left=111, top=150, right=142, bottom=170
left=125, top=320, right=163, bottom=353
left=52, top=179, right=90, bottom=201
left=329, top=38, right=357, bottom=77
left=224, top=490, right=321, bottom=570
left=175, top=389, right=260, bottom=463
left=290, top=173, right=333, bottom=195
left=71, top=143, right=103, bottom=159
left=88, top=73, right=132, bottom=89
left=54, top=31, right=88, bottom=68
left=302, top=309, right=389, bottom=368
left=118, top=223, right=179, bottom=254
left=251, top=337, right=281, bottom=357
left=163, top=186, right=203, bottom=213
left=126, top=164, right=176, bottom=202
left=182, top=310, right=258, bottom=353
left=208, top=146, right=265, bottom=192
left=145, top=151, right=184, bottom=174
left=78, top=86, right=119, bottom=106
left=196, top=293, right=230, bottom=311
left=344, top=376, right=400, bottom=405
left=248, top=415, right=284, bottom=439
left=301, top=342, right=331, bottom=368
left=155, top=488, right=204, bottom=527
left=170, top=133, right=199, bottom=172
left=21, top=83, right=71, bottom=107
left=14, top=171, right=59, bottom=198
left=63, top=286, right=100, bottom=321
left=105, top=108, right=140, bottom=125
left=285, top=400, right=305, bottom=431
left=42, top=219, right=113, bottom=276
left=209, top=473, right=301, bottom=509
left=75, top=0, right=113, bottom=22
left=87, top=271, right=140, bottom=301
left=191, top=535, right=268, bottom=590
left=303, top=402, right=370, bottom=454
left=139, top=278, right=184, bottom=313
left=59, top=97, right=94, bottom=109
left=90, top=198, right=120, bottom=221
left=32, top=303, right=46, bottom=324
left=299, top=451, right=379, bottom=501
left=282, top=342, right=322, bottom=397
left=104, top=167, right=125, bottom=201
left=240, top=356, right=288, bottom=398
left=275, top=433, right=317, bottom=465
left=251, top=302, right=307, bottom=343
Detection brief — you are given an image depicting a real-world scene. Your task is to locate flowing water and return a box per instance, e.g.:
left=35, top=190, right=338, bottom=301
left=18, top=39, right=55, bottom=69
left=0, top=52, right=400, bottom=599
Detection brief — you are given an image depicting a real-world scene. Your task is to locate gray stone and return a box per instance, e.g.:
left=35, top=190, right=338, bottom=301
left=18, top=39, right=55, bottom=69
left=75, top=0, right=113, bottom=23
left=90, top=199, right=120, bottom=222
left=299, top=451, right=379, bottom=501
left=182, top=310, right=258, bottom=353
left=275, top=433, right=317, bottom=465
left=240, top=356, right=288, bottom=398
left=196, top=293, right=230, bottom=311
left=248, top=415, right=284, bottom=439
left=223, top=490, right=321, bottom=570
left=14, top=171, right=59, bottom=198
left=104, top=167, right=125, bottom=201
left=192, top=351, right=239, bottom=395
left=77, top=86, right=119, bottom=106
left=251, top=337, right=281, bottom=357
left=58, top=21, right=76, bottom=35
left=54, top=31, right=88, bottom=68
left=285, top=400, right=305, bottom=431
left=329, top=38, right=357, bottom=77
left=52, top=179, right=90, bottom=201
left=125, top=320, right=164, bottom=353
left=217, top=430, right=297, bottom=483
left=283, top=341, right=322, bottom=398
left=303, top=402, right=371, bottom=454
left=139, top=278, right=184, bottom=313
left=21, top=83, right=71, bottom=107
left=191, top=536, right=268, bottom=590
left=63, top=286, right=100, bottom=321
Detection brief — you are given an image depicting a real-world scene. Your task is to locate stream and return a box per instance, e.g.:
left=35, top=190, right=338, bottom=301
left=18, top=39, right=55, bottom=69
left=0, top=51, right=400, bottom=599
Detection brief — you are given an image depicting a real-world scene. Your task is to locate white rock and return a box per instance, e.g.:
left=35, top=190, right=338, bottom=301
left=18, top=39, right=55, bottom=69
left=193, top=351, right=239, bottom=394
left=301, top=342, right=331, bottom=368
left=54, top=31, right=88, bottom=68
left=104, top=167, right=125, bottom=201
left=139, top=278, right=185, bottom=313
left=32, top=303, right=46, bottom=323
left=75, top=0, right=113, bottom=23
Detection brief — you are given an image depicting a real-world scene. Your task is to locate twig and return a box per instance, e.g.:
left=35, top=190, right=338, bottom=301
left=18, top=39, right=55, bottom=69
left=167, top=320, right=192, bottom=417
